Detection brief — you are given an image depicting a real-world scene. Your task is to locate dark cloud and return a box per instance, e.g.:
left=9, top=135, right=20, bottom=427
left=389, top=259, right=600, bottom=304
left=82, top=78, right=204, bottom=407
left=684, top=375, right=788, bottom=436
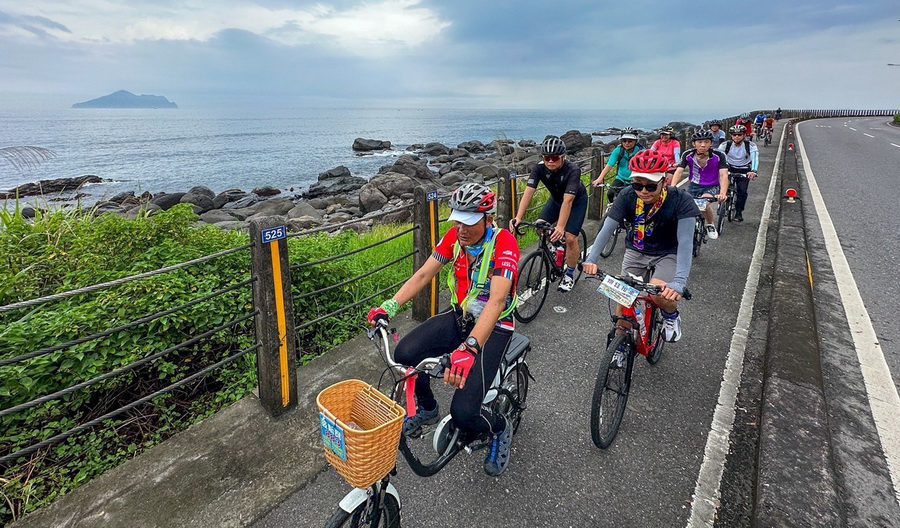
left=0, top=10, right=71, bottom=38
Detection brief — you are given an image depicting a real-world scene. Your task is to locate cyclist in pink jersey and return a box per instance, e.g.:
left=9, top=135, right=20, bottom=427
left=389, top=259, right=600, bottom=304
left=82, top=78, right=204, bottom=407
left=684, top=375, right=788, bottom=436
left=650, top=126, right=682, bottom=178
left=672, top=129, right=729, bottom=239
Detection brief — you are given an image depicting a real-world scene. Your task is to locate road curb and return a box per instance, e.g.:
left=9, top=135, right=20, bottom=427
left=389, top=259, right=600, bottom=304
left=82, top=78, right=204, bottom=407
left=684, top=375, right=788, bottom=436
left=753, top=122, right=841, bottom=526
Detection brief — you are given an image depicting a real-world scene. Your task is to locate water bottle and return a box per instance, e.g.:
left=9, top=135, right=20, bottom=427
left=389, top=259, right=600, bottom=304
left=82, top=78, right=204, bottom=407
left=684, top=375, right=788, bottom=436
left=554, top=242, right=566, bottom=268
left=634, top=304, right=645, bottom=337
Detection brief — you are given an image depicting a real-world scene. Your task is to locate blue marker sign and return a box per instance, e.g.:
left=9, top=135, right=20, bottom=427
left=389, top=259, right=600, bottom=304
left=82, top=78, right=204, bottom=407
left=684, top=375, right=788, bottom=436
left=320, top=412, right=348, bottom=461
left=426, top=191, right=439, bottom=201
left=261, top=225, right=287, bottom=244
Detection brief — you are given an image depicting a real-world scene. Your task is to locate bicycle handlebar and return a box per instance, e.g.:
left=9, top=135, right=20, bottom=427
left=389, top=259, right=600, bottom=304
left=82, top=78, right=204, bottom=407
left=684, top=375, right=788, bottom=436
left=513, top=219, right=553, bottom=237
left=576, top=263, right=693, bottom=301
left=366, top=324, right=449, bottom=379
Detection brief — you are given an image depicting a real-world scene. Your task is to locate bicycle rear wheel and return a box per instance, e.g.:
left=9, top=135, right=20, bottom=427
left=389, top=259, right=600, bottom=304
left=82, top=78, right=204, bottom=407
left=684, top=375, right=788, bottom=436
left=325, top=492, right=400, bottom=528
left=495, top=361, right=530, bottom=433
left=514, top=251, right=550, bottom=323
left=590, top=333, right=634, bottom=449
left=645, top=304, right=666, bottom=365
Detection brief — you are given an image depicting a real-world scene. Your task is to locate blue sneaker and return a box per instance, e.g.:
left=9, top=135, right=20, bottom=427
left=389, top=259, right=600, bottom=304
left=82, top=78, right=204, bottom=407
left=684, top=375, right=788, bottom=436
left=403, top=404, right=439, bottom=437
left=484, top=415, right=513, bottom=476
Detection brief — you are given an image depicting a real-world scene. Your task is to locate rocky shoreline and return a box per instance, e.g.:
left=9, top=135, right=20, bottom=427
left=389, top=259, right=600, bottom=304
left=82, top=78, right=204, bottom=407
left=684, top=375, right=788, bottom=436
left=3, top=122, right=699, bottom=233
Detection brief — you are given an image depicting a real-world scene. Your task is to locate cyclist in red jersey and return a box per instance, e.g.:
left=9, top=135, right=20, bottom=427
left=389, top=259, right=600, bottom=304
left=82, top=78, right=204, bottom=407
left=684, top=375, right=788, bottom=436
left=367, top=183, right=520, bottom=476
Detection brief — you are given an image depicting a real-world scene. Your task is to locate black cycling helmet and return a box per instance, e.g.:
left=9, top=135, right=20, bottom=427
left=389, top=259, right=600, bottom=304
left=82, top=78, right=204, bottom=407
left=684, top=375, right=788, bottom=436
left=659, top=125, right=675, bottom=136
left=709, top=120, right=722, bottom=127
left=448, top=182, right=496, bottom=214
left=729, top=125, right=745, bottom=135
left=540, top=136, right=567, bottom=156
left=692, top=129, right=714, bottom=142
left=619, top=127, right=639, bottom=141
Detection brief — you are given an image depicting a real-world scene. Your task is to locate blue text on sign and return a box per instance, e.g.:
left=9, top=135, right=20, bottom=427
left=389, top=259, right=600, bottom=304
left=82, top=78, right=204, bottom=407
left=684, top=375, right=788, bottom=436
left=261, top=225, right=287, bottom=244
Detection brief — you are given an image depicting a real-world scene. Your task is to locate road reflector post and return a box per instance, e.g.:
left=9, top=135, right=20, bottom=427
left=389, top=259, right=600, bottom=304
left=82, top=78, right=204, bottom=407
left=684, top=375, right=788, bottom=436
left=412, top=186, right=439, bottom=321
left=249, top=218, right=299, bottom=417
left=587, top=148, right=604, bottom=222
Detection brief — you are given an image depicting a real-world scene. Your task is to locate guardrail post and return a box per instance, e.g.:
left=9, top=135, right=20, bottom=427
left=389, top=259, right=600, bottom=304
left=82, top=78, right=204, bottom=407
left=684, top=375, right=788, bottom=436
left=496, top=168, right=514, bottom=229
left=412, top=186, right=439, bottom=321
left=588, top=147, right=604, bottom=222
left=249, top=218, right=299, bottom=417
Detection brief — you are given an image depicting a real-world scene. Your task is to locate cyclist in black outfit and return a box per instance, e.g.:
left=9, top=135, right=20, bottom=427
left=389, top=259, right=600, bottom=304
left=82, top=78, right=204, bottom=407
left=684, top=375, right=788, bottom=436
left=510, top=136, right=588, bottom=292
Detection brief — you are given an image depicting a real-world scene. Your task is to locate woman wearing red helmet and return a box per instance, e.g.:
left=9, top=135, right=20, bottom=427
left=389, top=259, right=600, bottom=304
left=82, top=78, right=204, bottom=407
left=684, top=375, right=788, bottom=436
left=367, top=182, right=521, bottom=477
left=583, top=150, right=699, bottom=345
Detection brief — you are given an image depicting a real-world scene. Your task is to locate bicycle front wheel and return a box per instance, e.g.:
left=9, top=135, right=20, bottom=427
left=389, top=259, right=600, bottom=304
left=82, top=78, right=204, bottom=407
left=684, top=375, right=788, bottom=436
left=599, top=227, right=619, bottom=258
left=646, top=304, right=666, bottom=365
left=590, top=333, right=634, bottom=449
left=325, top=492, right=400, bottom=528
left=716, top=200, right=728, bottom=236
left=514, top=251, right=550, bottom=323
left=692, top=220, right=703, bottom=258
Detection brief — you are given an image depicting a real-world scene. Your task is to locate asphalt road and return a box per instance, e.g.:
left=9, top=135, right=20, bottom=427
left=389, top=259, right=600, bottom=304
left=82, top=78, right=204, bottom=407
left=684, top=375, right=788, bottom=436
left=253, top=133, right=782, bottom=528
left=795, top=117, right=900, bottom=526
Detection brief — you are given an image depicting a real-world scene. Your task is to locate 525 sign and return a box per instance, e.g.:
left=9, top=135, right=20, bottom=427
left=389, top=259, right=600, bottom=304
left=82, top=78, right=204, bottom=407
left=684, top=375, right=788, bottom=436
left=261, top=225, right=287, bottom=244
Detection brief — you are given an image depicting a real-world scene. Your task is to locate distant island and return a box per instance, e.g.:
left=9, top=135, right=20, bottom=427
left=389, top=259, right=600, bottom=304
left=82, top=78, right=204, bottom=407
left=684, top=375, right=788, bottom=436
left=72, top=90, right=178, bottom=109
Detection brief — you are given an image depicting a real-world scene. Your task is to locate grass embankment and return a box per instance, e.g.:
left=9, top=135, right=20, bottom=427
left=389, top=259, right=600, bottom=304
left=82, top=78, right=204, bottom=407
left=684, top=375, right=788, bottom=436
left=0, top=182, right=558, bottom=524
left=894, top=113, right=900, bottom=126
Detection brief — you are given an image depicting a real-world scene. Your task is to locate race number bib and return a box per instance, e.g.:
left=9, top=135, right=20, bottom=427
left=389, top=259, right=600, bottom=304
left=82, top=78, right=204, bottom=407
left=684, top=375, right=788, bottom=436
left=598, top=275, right=640, bottom=307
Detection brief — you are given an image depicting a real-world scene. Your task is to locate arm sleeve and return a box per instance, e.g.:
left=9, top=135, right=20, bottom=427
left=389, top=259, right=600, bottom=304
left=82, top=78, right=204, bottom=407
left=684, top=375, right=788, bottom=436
left=673, top=145, right=681, bottom=163
left=750, top=143, right=759, bottom=171
left=585, top=217, right=620, bottom=265
left=526, top=165, right=541, bottom=188
left=669, top=217, right=696, bottom=294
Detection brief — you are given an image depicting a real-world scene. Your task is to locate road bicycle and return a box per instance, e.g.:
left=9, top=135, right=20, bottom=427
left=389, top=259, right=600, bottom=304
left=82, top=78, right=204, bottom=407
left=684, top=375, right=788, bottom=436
left=594, top=182, right=630, bottom=258
left=322, top=320, right=532, bottom=527
left=716, top=175, right=736, bottom=236
left=692, top=196, right=720, bottom=257
left=512, top=219, right=588, bottom=323
left=581, top=265, right=691, bottom=448
left=761, top=127, right=773, bottom=147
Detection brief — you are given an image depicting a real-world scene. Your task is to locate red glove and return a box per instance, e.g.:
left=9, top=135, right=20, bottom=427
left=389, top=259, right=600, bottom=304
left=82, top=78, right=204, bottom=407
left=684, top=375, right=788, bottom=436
left=448, top=344, right=476, bottom=386
left=367, top=307, right=389, bottom=326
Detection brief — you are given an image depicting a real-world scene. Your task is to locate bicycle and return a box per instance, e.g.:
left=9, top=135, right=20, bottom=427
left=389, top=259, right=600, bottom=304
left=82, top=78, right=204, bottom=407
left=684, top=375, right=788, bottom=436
left=692, top=196, right=719, bottom=257
left=716, top=175, right=736, bottom=236
left=595, top=182, right=630, bottom=258
left=581, top=265, right=691, bottom=448
left=761, top=127, right=772, bottom=147
left=323, top=320, right=532, bottom=526
left=512, top=219, right=588, bottom=323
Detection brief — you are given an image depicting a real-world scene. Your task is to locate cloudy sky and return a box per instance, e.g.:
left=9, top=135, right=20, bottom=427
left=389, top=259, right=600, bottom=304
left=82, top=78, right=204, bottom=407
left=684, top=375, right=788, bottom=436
left=0, top=0, right=897, bottom=111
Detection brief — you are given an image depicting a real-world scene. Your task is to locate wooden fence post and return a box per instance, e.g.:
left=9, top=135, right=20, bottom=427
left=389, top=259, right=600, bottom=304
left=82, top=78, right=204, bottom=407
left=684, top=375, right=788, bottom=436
left=495, top=168, right=513, bottom=229
left=587, top=148, right=604, bottom=222
left=248, top=218, right=298, bottom=417
left=412, top=186, right=439, bottom=321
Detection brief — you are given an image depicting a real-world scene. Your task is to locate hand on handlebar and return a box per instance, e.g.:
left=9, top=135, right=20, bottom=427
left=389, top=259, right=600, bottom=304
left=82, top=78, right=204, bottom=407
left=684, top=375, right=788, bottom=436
left=581, top=261, right=599, bottom=276
left=659, top=285, right=683, bottom=302
left=748, top=171, right=758, bottom=180
left=444, top=344, right=476, bottom=389
left=591, top=176, right=605, bottom=188
left=550, top=225, right=566, bottom=243
left=508, top=218, right=520, bottom=234
left=367, top=307, right=390, bottom=326
left=717, top=192, right=727, bottom=203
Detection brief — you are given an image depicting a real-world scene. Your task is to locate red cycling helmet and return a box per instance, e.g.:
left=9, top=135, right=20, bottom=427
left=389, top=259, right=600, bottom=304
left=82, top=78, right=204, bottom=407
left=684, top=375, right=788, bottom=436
left=629, top=150, right=669, bottom=174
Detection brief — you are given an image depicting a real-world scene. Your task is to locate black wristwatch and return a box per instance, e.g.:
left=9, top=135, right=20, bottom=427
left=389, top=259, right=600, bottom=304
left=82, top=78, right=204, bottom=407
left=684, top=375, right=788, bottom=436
left=464, top=336, right=482, bottom=354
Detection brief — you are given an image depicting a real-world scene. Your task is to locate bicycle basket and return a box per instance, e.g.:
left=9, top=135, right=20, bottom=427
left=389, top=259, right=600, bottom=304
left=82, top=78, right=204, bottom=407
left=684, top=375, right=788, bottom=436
left=316, top=379, right=405, bottom=488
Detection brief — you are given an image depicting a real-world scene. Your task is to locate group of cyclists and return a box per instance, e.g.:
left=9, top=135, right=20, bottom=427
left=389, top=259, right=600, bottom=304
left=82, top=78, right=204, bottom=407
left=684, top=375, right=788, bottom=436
left=365, top=114, right=775, bottom=478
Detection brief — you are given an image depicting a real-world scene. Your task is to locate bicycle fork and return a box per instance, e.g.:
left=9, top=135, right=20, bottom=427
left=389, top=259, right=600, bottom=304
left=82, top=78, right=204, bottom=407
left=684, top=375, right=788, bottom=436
left=338, top=477, right=402, bottom=521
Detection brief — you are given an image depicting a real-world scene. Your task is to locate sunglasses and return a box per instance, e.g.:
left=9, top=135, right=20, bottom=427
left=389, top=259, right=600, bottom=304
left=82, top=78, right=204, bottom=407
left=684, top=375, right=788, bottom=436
left=621, top=138, right=636, bottom=142
left=732, top=133, right=745, bottom=136
left=543, top=155, right=562, bottom=162
left=631, top=182, right=659, bottom=192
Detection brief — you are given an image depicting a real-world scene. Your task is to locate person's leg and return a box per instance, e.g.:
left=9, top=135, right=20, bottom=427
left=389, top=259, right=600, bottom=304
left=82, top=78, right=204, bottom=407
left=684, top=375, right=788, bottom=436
left=563, top=196, right=588, bottom=269
left=647, top=254, right=682, bottom=341
left=734, top=176, right=750, bottom=215
left=449, top=329, right=511, bottom=435
left=539, top=198, right=561, bottom=226
left=394, top=309, right=463, bottom=412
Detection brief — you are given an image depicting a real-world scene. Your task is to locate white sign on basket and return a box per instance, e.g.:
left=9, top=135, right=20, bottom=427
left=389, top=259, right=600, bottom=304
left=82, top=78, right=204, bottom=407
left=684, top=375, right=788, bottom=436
left=597, top=275, right=640, bottom=307
left=320, top=412, right=347, bottom=461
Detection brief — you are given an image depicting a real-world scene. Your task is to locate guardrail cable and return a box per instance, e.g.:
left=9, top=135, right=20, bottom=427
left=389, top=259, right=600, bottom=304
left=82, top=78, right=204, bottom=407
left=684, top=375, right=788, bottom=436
left=0, top=278, right=256, bottom=367
left=293, top=251, right=416, bottom=301
left=0, top=244, right=253, bottom=314
left=0, top=343, right=260, bottom=466
left=0, top=311, right=258, bottom=418
left=290, top=226, right=416, bottom=271
left=285, top=203, right=414, bottom=239
left=295, top=278, right=407, bottom=332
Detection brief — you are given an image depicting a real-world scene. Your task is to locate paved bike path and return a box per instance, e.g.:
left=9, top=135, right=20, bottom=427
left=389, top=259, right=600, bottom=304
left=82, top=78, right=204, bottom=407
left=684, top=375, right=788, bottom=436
left=253, top=131, right=783, bottom=528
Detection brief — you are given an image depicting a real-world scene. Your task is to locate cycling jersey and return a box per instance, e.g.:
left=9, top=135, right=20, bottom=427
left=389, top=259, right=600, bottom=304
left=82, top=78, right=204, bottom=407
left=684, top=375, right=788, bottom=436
left=710, top=129, right=727, bottom=149
left=606, top=144, right=645, bottom=183
left=678, top=148, right=726, bottom=187
left=432, top=227, right=520, bottom=330
left=764, top=117, right=775, bottom=128
left=527, top=160, right=587, bottom=203
left=650, top=138, right=682, bottom=170
left=717, top=140, right=759, bottom=172
left=754, top=115, right=766, bottom=125
left=605, top=186, right=699, bottom=256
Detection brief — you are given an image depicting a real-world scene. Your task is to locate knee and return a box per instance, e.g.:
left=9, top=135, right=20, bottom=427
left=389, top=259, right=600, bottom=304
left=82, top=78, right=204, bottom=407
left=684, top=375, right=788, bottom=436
left=450, top=397, right=484, bottom=432
left=565, top=233, right=578, bottom=245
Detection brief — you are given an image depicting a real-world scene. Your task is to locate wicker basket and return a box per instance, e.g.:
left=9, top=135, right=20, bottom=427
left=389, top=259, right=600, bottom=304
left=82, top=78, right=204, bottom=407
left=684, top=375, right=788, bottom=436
left=316, top=379, right=405, bottom=488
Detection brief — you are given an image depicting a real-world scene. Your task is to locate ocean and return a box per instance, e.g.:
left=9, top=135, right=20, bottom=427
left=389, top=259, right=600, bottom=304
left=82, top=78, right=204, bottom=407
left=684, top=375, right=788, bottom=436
left=1, top=106, right=713, bottom=202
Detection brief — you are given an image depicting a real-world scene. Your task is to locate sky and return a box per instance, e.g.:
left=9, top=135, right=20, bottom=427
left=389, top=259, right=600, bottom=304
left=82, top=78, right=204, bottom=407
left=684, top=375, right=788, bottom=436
left=0, top=0, right=897, bottom=111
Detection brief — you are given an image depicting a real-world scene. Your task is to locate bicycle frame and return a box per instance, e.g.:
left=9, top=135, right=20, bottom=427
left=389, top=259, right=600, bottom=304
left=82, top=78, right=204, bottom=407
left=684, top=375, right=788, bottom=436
left=613, top=295, right=660, bottom=359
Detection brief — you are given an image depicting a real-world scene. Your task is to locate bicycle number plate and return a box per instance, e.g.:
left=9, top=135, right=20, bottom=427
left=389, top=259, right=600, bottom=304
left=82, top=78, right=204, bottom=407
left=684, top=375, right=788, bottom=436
left=319, top=412, right=348, bottom=461
left=693, top=199, right=708, bottom=212
left=597, top=275, right=640, bottom=307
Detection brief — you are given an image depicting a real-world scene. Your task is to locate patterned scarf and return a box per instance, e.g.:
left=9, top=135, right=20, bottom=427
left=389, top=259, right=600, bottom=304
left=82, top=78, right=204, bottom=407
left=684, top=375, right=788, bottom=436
left=633, top=187, right=668, bottom=251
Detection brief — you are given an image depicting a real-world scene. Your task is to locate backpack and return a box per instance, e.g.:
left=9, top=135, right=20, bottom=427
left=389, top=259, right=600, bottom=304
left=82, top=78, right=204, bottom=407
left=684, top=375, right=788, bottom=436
left=724, top=140, right=751, bottom=157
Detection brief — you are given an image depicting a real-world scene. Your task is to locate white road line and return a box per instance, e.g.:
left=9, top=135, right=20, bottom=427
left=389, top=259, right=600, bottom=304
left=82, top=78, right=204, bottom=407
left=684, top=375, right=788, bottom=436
left=849, top=127, right=858, bottom=131
left=796, top=123, right=900, bottom=506
left=685, top=122, right=785, bottom=528
left=864, top=133, right=875, bottom=138
left=891, top=143, right=900, bottom=149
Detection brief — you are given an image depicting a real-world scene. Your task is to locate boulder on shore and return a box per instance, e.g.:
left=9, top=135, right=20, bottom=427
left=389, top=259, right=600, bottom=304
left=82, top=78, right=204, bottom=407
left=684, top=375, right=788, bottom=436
left=560, top=130, right=592, bottom=153
left=352, top=138, right=392, bottom=151
left=1, top=175, right=103, bottom=199
left=151, top=192, right=187, bottom=210
left=304, top=165, right=367, bottom=199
